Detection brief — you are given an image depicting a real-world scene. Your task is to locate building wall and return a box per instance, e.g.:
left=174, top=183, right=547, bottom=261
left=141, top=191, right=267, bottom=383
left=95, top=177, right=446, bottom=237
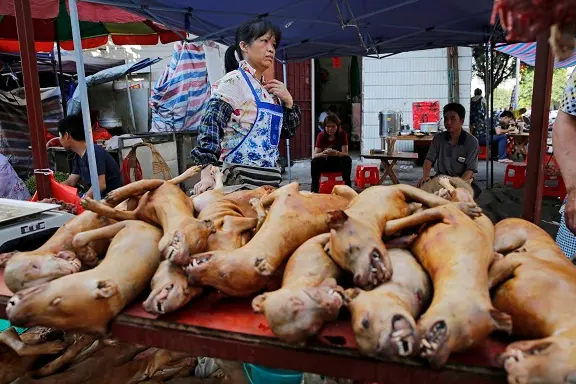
left=362, top=47, right=473, bottom=153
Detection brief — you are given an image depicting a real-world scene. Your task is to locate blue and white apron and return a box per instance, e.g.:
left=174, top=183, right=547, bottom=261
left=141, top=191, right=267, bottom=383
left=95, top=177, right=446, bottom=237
left=221, top=68, right=284, bottom=188
left=556, top=197, right=576, bottom=260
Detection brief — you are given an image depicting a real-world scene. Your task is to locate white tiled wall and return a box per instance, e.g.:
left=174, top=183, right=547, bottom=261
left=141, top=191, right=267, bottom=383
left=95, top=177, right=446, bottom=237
left=362, top=48, right=472, bottom=153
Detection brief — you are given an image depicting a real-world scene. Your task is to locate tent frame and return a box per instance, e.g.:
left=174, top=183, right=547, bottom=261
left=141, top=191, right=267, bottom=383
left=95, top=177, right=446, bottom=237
left=14, top=0, right=556, bottom=225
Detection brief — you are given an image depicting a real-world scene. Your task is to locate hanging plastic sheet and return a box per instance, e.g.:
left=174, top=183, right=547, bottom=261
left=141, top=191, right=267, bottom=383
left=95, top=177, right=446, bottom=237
left=150, top=42, right=211, bottom=132
left=0, top=87, right=63, bottom=178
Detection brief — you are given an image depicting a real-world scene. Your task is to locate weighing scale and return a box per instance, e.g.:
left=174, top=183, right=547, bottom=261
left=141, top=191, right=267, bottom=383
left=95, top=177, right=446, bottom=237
left=0, top=199, right=75, bottom=253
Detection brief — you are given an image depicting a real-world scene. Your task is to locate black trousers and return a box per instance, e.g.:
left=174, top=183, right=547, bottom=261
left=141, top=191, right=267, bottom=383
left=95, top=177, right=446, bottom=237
left=311, top=156, right=352, bottom=193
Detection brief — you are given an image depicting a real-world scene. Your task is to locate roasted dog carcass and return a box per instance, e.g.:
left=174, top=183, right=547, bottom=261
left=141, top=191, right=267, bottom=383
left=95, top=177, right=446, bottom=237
left=184, top=183, right=355, bottom=297
left=383, top=199, right=511, bottom=368
left=489, top=218, right=576, bottom=384
left=81, top=166, right=215, bottom=264
left=420, top=175, right=474, bottom=199
left=492, top=0, right=576, bottom=60
left=326, top=184, right=452, bottom=290
left=0, top=327, right=66, bottom=384
left=252, top=233, right=344, bottom=345
left=143, top=260, right=204, bottom=315
left=2, top=208, right=121, bottom=293
left=345, top=248, right=431, bottom=358
left=6, top=221, right=162, bottom=335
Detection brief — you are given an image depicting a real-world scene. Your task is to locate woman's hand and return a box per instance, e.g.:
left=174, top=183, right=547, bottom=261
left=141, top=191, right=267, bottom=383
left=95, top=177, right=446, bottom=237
left=325, top=148, right=339, bottom=157
left=264, top=79, right=293, bottom=108
left=193, top=166, right=216, bottom=195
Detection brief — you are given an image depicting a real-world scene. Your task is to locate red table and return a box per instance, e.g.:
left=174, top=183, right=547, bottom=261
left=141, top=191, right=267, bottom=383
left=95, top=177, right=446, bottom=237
left=0, top=272, right=507, bottom=383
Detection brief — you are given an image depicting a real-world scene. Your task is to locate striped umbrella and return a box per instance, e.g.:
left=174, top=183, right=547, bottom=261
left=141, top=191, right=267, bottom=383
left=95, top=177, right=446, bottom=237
left=0, top=0, right=182, bottom=52
left=496, top=42, right=576, bottom=68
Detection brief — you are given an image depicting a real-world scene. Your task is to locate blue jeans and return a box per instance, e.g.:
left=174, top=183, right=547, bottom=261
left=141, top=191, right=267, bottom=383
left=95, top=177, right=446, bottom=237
left=478, top=135, right=507, bottom=160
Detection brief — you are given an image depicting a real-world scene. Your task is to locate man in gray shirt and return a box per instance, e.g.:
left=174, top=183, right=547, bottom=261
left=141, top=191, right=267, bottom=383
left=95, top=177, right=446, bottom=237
left=417, top=103, right=480, bottom=195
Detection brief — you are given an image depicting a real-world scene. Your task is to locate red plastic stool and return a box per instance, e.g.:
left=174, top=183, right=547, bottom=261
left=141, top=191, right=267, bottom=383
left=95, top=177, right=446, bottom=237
left=478, top=146, right=487, bottom=160
left=319, top=172, right=344, bottom=194
left=543, top=173, right=567, bottom=199
left=355, top=165, right=380, bottom=189
left=503, top=162, right=527, bottom=189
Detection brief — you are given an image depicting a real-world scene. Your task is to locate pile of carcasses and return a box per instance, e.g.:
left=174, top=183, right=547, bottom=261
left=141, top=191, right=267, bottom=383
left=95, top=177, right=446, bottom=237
left=1, top=167, right=575, bottom=384
left=0, top=330, right=198, bottom=384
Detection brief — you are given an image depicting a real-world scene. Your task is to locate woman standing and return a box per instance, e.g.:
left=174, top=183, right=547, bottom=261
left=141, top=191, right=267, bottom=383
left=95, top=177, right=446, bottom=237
left=190, top=19, right=301, bottom=194
left=310, top=114, right=352, bottom=193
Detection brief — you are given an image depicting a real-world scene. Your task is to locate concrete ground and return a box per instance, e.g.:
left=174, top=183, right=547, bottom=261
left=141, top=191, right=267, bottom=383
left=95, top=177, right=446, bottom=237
left=282, top=152, right=563, bottom=237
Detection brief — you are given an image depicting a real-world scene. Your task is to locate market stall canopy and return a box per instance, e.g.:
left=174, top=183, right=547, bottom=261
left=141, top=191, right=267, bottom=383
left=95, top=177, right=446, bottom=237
left=82, top=0, right=505, bottom=61
left=496, top=42, right=576, bottom=68
left=0, top=49, right=125, bottom=74
left=0, top=0, right=184, bottom=52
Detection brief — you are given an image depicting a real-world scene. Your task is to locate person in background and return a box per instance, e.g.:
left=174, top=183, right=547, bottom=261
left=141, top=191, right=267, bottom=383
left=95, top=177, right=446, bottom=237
left=58, top=114, right=123, bottom=198
left=310, top=114, right=352, bottom=192
left=0, top=154, right=30, bottom=200
left=190, top=19, right=301, bottom=194
left=516, top=107, right=531, bottom=131
left=553, top=69, right=576, bottom=259
left=470, top=88, right=487, bottom=142
left=489, top=110, right=516, bottom=163
left=417, top=103, right=481, bottom=197
left=317, top=105, right=338, bottom=134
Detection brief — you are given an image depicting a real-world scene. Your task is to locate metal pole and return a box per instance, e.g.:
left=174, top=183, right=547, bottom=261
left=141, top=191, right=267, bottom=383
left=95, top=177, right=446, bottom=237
left=484, top=43, right=490, bottom=190
left=55, top=20, right=67, bottom=116
left=490, top=43, right=495, bottom=188
left=282, top=61, right=292, bottom=183
left=514, top=58, right=521, bottom=109
left=311, top=58, right=316, bottom=157
left=522, top=31, right=554, bottom=223
left=125, top=75, right=136, bottom=134
left=69, top=0, right=101, bottom=200
left=14, top=0, right=51, bottom=199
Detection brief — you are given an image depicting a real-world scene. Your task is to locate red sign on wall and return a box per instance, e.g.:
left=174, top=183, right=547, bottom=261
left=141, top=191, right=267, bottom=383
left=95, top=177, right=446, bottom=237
left=412, top=101, right=440, bottom=129
left=332, top=57, right=342, bottom=69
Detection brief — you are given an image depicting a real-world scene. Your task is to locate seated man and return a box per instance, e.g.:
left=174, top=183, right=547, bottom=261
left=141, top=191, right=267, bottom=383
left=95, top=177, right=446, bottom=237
left=480, top=110, right=516, bottom=163
left=310, top=114, right=352, bottom=193
left=418, top=103, right=481, bottom=197
left=58, top=114, right=123, bottom=198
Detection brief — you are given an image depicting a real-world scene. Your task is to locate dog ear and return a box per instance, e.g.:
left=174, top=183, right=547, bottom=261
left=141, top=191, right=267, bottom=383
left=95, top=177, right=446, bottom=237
left=251, top=294, right=268, bottom=313
left=203, top=220, right=217, bottom=234
left=326, top=210, right=348, bottom=229
left=343, top=288, right=361, bottom=305
left=93, top=280, right=118, bottom=299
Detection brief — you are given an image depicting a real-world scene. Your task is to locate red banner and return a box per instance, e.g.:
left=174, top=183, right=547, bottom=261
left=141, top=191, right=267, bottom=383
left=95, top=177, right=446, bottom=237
left=412, top=101, right=440, bottom=129
left=332, top=57, right=342, bottom=69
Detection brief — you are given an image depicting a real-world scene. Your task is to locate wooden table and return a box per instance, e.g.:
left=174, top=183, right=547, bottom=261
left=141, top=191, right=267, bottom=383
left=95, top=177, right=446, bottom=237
left=362, top=151, right=419, bottom=184
left=395, top=134, right=434, bottom=141
left=510, top=133, right=530, bottom=161
left=0, top=271, right=507, bottom=383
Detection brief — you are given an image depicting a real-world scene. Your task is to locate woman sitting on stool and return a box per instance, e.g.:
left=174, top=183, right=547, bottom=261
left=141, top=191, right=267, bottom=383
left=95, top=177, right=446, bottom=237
left=311, top=114, right=352, bottom=192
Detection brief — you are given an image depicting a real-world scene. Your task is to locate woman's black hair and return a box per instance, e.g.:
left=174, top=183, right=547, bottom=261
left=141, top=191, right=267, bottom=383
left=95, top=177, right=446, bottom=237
left=224, top=19, right=282, bottom=73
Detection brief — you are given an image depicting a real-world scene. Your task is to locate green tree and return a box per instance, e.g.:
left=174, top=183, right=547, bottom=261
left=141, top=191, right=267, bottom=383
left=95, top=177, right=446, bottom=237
left=518, top=67, right=568, bottom=110
left=472, top=45, right=516, bottom=98
left=492, top=88, right=513, bottom=109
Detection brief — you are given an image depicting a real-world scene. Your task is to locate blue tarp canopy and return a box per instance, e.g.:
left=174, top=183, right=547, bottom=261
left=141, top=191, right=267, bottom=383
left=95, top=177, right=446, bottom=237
left=83, top=0, right=504, bottom=61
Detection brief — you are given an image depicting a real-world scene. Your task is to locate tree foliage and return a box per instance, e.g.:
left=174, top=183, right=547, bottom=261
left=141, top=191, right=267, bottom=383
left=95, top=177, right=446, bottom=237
left=493, top=88, right=513, bottom=109
left=518, top=67, right=568, bottom=110
left=472, top=45, right=516, bottom=97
